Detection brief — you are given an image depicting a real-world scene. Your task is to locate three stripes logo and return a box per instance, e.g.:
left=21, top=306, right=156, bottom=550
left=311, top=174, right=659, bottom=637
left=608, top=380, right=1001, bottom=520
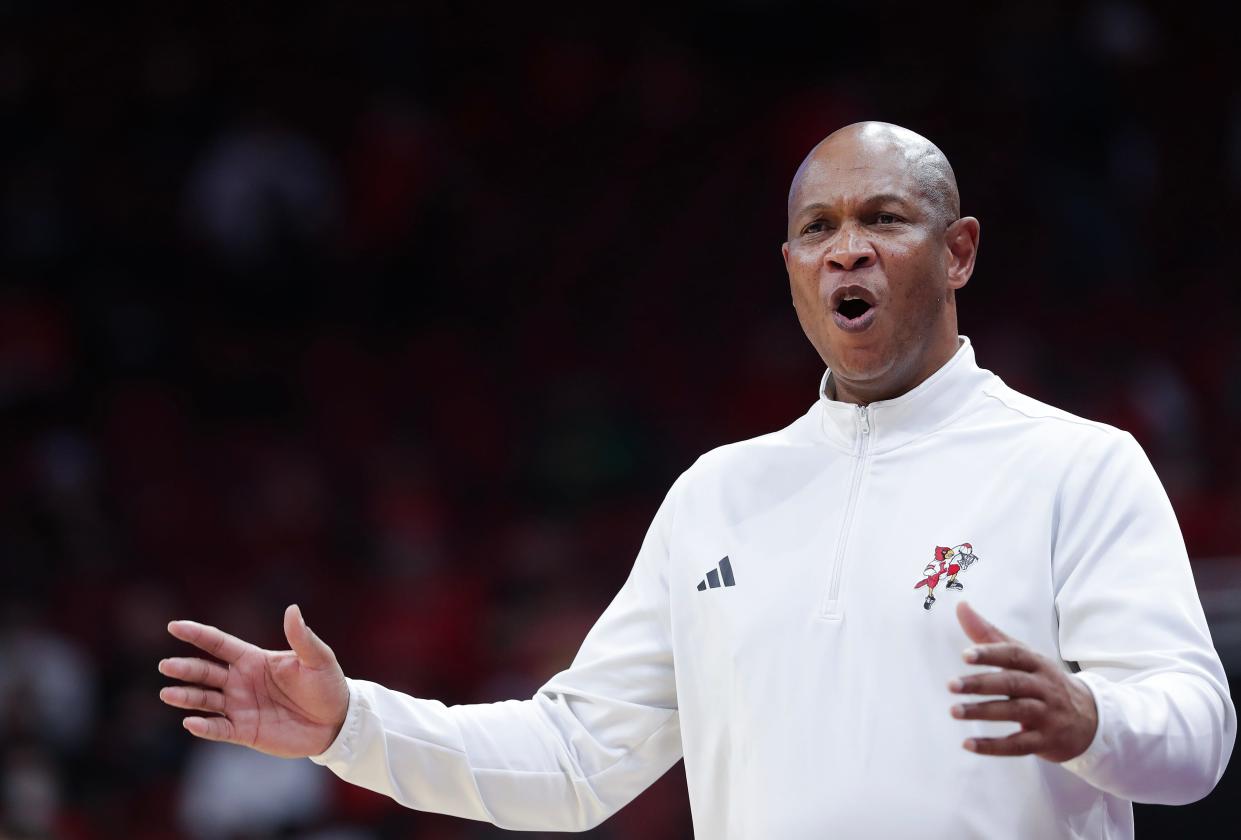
left=696, top=556, right=736, bottom=591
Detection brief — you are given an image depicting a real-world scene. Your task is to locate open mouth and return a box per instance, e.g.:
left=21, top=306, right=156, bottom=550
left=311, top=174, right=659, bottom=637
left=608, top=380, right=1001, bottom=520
left=836, top=298, right=872, bottom=320
left=830, top=288, right=878, bottom=333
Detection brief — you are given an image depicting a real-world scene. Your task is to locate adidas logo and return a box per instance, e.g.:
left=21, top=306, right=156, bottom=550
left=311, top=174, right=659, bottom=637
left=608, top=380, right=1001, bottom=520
left=696, top=556, right=736, bottom=591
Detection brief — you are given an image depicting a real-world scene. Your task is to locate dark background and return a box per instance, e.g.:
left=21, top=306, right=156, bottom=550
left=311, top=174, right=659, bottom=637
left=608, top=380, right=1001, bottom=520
left=1, top=1, right=1239, bottom=837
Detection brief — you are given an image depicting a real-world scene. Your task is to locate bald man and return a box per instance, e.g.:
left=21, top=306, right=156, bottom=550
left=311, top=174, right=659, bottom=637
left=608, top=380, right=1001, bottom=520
left=160, top=123, right=1234, bottom=838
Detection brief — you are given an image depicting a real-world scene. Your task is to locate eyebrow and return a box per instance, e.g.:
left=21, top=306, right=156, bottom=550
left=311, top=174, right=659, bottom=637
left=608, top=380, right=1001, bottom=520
left=793, top=194, right=915, bottom=220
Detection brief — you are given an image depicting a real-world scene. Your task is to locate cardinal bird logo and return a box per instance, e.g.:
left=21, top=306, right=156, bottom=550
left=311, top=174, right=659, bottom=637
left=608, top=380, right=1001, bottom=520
left=914, top=543, right=980, bottom=611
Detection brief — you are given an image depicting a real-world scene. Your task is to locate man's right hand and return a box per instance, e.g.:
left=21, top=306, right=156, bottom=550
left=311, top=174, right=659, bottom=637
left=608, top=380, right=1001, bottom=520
left=158, top=604, right=349, bottom=758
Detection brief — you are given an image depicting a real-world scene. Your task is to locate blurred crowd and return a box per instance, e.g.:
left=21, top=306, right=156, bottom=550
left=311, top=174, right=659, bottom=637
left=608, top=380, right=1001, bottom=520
left=1, top=2, right=1239, bottom=838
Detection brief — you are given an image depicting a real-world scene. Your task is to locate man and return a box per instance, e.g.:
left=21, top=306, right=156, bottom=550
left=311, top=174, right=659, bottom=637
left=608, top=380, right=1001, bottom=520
left=159, top=122, right=1235, bottom=838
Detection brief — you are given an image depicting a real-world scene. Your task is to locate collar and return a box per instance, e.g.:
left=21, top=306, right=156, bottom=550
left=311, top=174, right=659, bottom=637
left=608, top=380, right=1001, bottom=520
left=817, top=336, right=993, bottom=454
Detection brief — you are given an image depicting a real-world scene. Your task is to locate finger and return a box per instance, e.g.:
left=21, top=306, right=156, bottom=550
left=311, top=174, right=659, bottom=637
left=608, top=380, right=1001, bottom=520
left=956, top=600, right=1012, bottom=644
left=283, top=604, right=335, bottom=670
left=965, top=730, right=1044, bottom=757
left=951, top=697, right=1045, bottom=724
left=160, top=685, right=226, bottom=714
left=963, top=642, right=1043, bottom=672
left=949, top=670, right=1045, bottom=699
left=182, top=715, right=238, bottom=744
left=167, top=620, right=250, bottom=665
left=158, top=657, right=229, bottom=689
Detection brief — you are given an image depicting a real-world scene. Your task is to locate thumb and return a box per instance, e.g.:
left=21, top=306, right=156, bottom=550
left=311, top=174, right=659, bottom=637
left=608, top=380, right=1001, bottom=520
left=284, top=604, right=335, bottom=669
left=956, top=600, right=1011, bottom=644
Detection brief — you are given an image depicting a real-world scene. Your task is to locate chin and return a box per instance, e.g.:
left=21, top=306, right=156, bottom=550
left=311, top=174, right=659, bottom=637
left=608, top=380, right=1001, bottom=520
left=829, top=344, right=896, bottom=384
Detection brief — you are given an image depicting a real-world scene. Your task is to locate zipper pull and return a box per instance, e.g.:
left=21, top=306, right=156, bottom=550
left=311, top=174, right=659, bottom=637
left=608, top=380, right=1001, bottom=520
left=858, top=405, right=870, bottom=435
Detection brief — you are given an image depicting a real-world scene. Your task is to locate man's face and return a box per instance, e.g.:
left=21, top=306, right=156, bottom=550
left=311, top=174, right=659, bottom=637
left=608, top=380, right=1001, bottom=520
left=782, top=134, right=967, bottom=402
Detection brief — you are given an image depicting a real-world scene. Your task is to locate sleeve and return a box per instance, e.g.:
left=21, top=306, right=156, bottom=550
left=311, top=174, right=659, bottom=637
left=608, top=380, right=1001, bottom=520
left=1052, top=430, right=1236, bottom=805
left=308, top=474, right=688, bottom=831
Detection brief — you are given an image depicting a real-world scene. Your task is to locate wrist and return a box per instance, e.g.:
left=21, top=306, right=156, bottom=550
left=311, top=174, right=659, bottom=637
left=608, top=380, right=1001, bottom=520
left=311, top=677, right=355, bottom=762
left=1059, top=672, right=1108, bottom=771
left=1067, top=675, right=1099, bottom=760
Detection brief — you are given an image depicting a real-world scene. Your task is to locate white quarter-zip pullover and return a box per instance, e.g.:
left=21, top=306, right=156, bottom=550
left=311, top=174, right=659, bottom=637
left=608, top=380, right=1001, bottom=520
left=312, top=337, right=1235, bottom=838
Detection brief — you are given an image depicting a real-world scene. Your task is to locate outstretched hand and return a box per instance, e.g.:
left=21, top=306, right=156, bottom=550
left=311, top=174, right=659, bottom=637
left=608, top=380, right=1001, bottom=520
left=949, top=601, right=1097, bottom=762
left=159, top=604, right=349, bottom=758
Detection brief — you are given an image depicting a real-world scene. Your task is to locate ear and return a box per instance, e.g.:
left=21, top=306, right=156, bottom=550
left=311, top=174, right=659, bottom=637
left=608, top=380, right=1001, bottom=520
left=944, top=216, right=980, bottom=291
left=781, top=241, right=797, bottom=307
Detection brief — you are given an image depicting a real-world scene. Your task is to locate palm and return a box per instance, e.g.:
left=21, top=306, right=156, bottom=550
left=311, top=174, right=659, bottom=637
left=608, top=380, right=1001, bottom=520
left=221, top=647, right=343, bottom=757
left=159, top=605, right=349, bottom=758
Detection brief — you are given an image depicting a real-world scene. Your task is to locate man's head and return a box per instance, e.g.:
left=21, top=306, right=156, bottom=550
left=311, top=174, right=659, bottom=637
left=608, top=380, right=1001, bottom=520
left=781, top=122, right=980, bottom=405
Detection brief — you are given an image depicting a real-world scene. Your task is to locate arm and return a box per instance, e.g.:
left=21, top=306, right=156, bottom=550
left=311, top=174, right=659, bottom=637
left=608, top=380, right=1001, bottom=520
left=1052, top=430, right=1235, bottom=804
left=163, top=478, right=686, bottom=830
left=307, top=477, right=687, bottom=830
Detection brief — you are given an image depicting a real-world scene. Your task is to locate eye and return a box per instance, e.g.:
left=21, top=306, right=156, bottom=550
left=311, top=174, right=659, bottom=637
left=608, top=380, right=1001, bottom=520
left=801, top=220, right=829, bottom=236
left=875, top=213, right=900, bottom=225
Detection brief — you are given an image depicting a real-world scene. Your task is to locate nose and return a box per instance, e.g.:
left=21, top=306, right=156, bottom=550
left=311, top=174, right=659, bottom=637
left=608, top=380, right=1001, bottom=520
left=825, top=229, right=875, bottom=271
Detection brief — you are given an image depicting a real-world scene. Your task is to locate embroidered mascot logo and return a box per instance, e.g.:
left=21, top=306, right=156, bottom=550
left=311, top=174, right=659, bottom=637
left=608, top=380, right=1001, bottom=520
left=914, top=543, right=979, bottom=611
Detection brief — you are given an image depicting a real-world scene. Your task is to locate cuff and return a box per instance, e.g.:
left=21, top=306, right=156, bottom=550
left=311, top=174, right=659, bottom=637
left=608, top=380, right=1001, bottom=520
left=310, top=677, right=362, bottom=766
left=1058, top=670, right=1113, bottom=776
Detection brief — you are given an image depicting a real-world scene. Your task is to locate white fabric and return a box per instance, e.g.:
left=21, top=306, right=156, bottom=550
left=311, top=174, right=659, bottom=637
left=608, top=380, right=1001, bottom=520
left=311, top=337, right=1235, bottom=838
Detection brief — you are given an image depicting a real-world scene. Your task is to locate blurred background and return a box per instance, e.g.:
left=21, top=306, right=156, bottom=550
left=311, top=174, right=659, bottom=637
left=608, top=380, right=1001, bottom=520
left=2, top=1, right=1240, bottom=837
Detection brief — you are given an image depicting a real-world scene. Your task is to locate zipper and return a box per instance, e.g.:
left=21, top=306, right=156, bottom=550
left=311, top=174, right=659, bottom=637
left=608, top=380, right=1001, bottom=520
left=820, top=404, right=871, bottom=619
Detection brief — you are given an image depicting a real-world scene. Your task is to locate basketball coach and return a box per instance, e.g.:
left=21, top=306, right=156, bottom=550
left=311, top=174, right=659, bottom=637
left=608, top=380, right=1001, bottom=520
left=159, top=122, right=1235, bottom=838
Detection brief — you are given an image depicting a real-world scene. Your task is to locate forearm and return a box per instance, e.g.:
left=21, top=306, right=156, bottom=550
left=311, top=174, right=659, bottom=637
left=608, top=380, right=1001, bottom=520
left=311, top=679, right=495, bottom=824
left=310, top=477, right=686, bottom=829
left=311, top=678, right=681, bottom=831
left=1053, top=431, right=1237, bottom=804
left=1063, top=668, right=1236, bottom=805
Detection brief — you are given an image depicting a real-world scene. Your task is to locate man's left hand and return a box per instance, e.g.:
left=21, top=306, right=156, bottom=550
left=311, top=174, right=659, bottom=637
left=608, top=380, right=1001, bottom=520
left=949, top=600, right=1098, bottom=762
